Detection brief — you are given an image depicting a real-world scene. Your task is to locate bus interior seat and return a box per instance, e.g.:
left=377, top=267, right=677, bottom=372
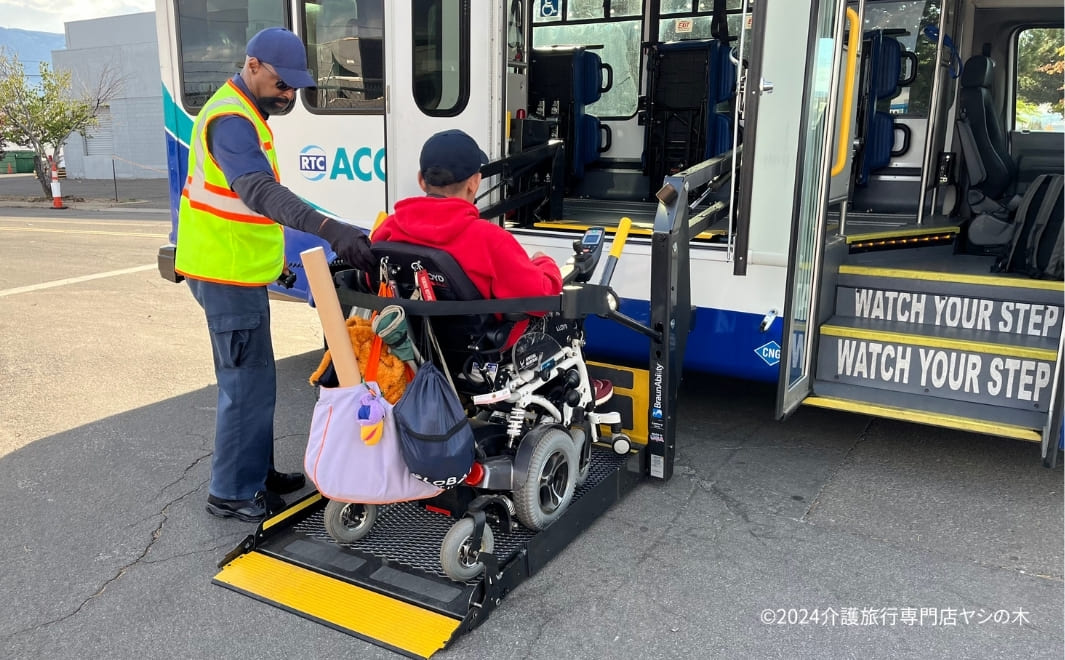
left=529, top=47, right=612, bottom=185
left=956, top=54, right=1018, bottom=202
left=855, top=30, right=907, bottom=186
left=644, top=39, right=736, bottom=198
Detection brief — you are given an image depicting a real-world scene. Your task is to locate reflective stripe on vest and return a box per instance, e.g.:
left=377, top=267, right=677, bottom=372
left=175, top=80, right=284, bottom=285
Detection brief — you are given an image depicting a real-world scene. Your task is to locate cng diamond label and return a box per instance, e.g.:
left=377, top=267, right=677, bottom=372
left=755, top=341, right=781, bottom=366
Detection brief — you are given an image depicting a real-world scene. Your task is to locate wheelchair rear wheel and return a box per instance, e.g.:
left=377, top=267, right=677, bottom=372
left=514, top=428, right=579, bottom=531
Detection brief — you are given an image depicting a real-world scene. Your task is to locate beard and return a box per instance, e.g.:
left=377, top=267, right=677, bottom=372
left=257, top=95, right=295, bottom=117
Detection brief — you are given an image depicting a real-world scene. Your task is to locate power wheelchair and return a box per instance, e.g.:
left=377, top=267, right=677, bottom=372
left=321, top=225, right=632, bottom=581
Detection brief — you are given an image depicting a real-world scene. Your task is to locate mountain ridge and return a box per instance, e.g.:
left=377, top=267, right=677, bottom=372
left=0, top=26, right=66, bottom=72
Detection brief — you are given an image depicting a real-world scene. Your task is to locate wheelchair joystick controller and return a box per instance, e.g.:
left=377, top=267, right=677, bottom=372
left=563, top=226, right=604, bottom=284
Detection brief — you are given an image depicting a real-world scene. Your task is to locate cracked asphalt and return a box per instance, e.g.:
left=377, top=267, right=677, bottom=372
left=0, top=203, right=1061, bottom=660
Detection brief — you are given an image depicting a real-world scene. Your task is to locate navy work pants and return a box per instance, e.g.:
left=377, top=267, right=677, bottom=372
left=187, top=278, right=276, bottom=501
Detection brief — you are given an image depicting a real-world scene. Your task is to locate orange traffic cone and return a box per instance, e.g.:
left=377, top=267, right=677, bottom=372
left=49, top=157, right=66, bottom=210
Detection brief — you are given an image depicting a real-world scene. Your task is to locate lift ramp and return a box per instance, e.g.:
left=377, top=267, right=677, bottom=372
left=214, top=443, right=645, bottom=658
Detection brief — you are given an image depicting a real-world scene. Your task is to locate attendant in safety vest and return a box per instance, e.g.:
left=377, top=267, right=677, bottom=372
left=179, top=27, right=374, bottom=523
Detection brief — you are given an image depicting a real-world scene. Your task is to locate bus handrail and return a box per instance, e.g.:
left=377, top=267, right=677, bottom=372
left=830, top=8, right=860, bottom=177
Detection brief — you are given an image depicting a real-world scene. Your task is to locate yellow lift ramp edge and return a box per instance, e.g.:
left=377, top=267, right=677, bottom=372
left=212, top=367, right=650, bottom=659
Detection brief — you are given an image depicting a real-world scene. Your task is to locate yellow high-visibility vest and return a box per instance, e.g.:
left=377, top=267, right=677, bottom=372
left=175, top=80, right=284, bottom=285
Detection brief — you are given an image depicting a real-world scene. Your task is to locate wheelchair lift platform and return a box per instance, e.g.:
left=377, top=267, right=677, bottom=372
left=211, top=152, right=730, bottom=657
left=214, top=445, right=644, bottom=658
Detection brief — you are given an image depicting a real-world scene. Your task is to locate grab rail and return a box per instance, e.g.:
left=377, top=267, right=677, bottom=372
left=830, top=7, right=860, bottom=177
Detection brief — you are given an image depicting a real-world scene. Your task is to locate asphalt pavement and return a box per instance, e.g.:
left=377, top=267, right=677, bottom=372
left=0, top=205, right=1061, bottom=660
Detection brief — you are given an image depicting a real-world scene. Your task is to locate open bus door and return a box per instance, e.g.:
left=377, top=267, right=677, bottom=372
left=384, top=1, right=507, bottom=206
left=773, top=0, right=853, bottom=418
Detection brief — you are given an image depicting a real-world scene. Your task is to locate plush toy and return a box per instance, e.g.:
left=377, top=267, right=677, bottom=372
left=309, top=316, right=410, bottom=404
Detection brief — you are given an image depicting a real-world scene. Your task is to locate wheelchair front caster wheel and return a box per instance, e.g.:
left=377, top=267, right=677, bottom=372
left=611, top=434, right=631, bottom=455
left=323, top=500, right=378, bottom=544
left=440, top=517, right=495, bottom=582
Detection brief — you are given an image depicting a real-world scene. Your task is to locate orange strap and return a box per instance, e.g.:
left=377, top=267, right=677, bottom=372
left=363, top=281, right=393, bottom=382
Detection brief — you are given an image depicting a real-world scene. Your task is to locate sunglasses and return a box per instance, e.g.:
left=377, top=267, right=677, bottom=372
left=259, top=61, right=293, bottom=91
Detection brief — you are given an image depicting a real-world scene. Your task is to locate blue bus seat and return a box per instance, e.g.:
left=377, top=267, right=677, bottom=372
left=856, top=30, right=904, bottom=185
left=529, top=47, right=611, bottom=183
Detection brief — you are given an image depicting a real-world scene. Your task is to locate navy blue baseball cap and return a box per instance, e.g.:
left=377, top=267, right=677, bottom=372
left=246, top=27, right=316, bottom=89
left=419, top=129, right=490, bottom=185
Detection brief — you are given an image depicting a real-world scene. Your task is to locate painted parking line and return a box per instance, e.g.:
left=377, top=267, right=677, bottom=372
left=0, top=264, right=157, bottom=298
left=0, top=226, right=166, bottom=238
left=0, top=217, right=169, bottom=228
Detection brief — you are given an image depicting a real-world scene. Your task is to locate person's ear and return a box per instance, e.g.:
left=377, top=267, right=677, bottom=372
left=417, top=171, right=428, bottom=193
left=467, top=172, right=482, bottom=196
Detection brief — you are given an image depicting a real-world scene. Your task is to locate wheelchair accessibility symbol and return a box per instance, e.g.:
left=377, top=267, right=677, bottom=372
left=540, top=0, right=559, bottom=18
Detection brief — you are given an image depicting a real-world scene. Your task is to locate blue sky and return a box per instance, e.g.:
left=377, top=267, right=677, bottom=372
left=0, top=0, right=154, bottom=34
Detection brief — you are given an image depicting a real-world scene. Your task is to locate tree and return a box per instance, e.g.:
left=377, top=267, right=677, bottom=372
left=1017, top=29, right=1064, bottom=112
left=0, top=49, right=121, bottom=197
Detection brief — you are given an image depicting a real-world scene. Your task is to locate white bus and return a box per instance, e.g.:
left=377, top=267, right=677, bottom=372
left=155, top=0, right=1063, bottom=458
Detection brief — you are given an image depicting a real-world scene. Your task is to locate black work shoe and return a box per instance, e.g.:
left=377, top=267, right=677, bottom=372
left=265, top=469, right=306, bottom=494
left=206, top=490, right=285, bottom=523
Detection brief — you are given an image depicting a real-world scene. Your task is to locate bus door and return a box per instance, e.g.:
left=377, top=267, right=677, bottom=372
left=771, top=0, right=853, bottom=417
left=384, top=1, right=507, bottom=206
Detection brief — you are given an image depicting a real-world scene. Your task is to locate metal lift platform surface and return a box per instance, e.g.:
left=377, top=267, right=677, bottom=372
left=211, top=153, right=729, bottom=658
left=214, top=445, right=645, bottom=658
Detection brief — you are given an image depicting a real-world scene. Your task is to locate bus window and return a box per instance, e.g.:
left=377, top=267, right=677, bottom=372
left=659, top=0, right=746, bottom=44
left=176, top=0, right=288, bottom=112
left=860, top=0, right=939, bottom=117
left=532, top=5, right=641, bottom=118
left=412, top=0, right=469, bottom=116
left=1014, top=26, right=1064, bottom=132
left=301, top=0, right=385, bottom=112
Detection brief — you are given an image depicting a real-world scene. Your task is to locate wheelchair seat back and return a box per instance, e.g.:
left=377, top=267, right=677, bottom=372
left=370, top=241, right=516, bottom=367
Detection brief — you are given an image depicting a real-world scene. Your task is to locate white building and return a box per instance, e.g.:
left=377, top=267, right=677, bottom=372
left=52, top=13, right=166, bottom=180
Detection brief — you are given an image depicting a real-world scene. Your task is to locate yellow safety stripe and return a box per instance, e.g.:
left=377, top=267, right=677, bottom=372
left=839, top=264, right=1065, bottom=292
left=803, top=396, right=1042, bottom=443
left=843, top=229, right=962, bottom=244
left=531, top=221, right=725, bottom=240
left=262, top=492, right=323, bottom=531
left=215, top=552, right=461, bottom=658
left=820, top=324, right=1058, bottom=361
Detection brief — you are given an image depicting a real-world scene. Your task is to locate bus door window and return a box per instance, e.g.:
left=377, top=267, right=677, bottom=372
left=175, top=0, right=288, bottom=112
left=412, top=0, right=469, bottom=116
left=301, top=0, right=384, bottom=111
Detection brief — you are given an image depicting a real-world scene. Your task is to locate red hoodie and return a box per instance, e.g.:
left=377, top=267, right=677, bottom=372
left=373, top=196, right=563, bottom=345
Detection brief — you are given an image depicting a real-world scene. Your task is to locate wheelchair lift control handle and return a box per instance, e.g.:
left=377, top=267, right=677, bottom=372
left=599, top=216, right=631, bottom=287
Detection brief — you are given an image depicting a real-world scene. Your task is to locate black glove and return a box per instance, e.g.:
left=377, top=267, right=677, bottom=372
left=318, top=218, right=374, bottom=271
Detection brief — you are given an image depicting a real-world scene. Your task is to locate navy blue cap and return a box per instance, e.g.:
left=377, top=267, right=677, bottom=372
left=419, top=130, right=490, bottom=186
left=246, top=27, right=316, bottom=89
